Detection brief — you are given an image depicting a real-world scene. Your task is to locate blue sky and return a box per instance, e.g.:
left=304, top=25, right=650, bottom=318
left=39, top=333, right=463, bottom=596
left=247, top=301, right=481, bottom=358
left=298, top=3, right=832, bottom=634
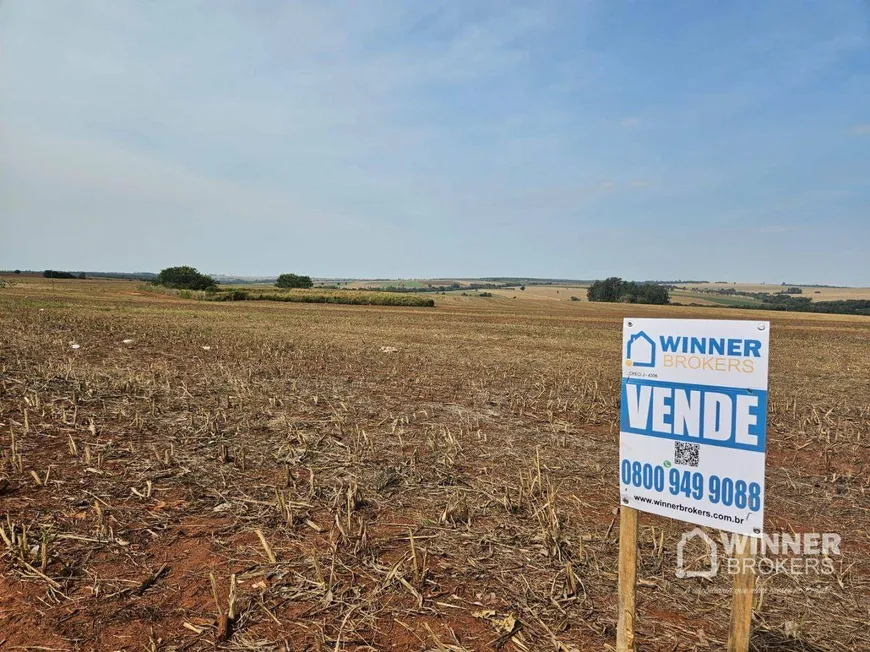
left=1, top=1, right=868, bottom=284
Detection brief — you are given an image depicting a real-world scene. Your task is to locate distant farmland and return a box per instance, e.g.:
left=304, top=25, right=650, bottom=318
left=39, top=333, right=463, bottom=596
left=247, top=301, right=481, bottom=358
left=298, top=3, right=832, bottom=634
left=331, top=279, right=870, bottom=306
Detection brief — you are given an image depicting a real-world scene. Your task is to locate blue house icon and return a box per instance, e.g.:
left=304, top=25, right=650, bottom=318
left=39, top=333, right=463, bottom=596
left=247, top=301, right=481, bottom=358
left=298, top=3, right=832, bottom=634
left=626, top=331, right=656, bottom=367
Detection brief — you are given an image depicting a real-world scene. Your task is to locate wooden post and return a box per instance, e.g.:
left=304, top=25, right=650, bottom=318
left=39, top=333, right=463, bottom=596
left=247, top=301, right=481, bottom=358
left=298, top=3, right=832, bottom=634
left=726, top=534, right=756, bottom=652
left=616, top=505, right=638, bottom=652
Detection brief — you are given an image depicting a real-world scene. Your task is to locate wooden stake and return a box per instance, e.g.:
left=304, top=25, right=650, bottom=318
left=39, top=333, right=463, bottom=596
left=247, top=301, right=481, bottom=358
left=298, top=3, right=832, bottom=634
left=616, top=505, right=638, bottom=652
left=727, top=535, right=756, bottom=652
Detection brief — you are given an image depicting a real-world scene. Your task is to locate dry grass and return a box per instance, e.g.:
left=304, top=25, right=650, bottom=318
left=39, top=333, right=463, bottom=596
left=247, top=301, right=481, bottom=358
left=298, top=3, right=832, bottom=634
left=0, top=277, right=868, bottom=651
left=486, top=286, right=588, bottom=302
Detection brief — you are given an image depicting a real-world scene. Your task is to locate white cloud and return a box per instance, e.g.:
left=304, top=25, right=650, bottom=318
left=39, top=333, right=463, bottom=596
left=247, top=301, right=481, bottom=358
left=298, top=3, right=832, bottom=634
left=853, top=125, right=870, bottom=136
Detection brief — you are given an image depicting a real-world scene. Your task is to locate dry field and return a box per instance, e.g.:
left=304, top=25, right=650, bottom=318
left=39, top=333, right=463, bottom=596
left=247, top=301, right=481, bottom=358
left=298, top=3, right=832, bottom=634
left=0, top=277, right=868, bottom=651
left=675, top=283, right=870, bottom=304
left=338, top=280, right=870, bottom=305
left=485, top=286, right=588, bottom=302
left=486, top=283, right=870, bottom=305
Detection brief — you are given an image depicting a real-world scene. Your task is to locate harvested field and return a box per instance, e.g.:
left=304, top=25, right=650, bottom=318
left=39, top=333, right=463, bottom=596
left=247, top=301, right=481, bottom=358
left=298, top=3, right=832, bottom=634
left=486, top=286, right=589, bottom=302
left=675, top=283, right=870, bottom=304
left=0, top=277, right=868, bottom=651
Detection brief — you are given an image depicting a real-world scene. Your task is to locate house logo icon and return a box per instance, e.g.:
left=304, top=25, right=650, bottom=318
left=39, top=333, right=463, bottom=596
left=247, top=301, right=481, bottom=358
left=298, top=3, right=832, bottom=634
left=626, top=331, right=656, bottom=367
left=676, top=528, right=719, bottom=579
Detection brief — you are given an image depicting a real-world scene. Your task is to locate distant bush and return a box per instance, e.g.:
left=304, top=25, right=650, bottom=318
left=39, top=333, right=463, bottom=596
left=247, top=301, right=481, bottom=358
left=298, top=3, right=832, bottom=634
left=138, top=284, right=209, bottom=300
left=42, top=269, right=86, bottom=279
left=479, top=291, right=493, bottom=297
left=43, top=270, right=78, bottom=279
left=166, top=286, right=437, bottom=307
left=812, top=300, right=870, bottom=315
left=570, top=296, right=580, bottom=301
left=748, top=297, right=870, bottom=316
left=236, top=291, right=433, bottom=307
left=276, top=273, right=313, bottom=289
left=156, top=266, right=216, bottom=290
left=211, top=290, right=249, bottom=301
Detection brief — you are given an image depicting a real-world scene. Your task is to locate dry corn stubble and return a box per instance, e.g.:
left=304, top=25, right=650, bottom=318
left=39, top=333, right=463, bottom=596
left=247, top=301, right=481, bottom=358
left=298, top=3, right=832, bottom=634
left=0, top=276, right=868, bottom=650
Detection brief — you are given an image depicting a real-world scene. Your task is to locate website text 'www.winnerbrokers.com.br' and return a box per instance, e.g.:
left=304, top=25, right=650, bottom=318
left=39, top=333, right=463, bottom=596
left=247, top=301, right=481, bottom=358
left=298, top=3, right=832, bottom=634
left=632, top=494, right=746, bottom=524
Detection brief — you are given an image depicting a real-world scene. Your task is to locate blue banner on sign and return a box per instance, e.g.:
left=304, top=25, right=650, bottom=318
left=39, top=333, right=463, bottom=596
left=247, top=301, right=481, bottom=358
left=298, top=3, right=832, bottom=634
left=620, top=378, right=767, bottom=453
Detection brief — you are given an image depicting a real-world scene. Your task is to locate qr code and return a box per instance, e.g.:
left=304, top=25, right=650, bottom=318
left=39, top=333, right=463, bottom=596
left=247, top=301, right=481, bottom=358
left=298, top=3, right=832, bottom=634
left=674, top=441, right=700, bottom=467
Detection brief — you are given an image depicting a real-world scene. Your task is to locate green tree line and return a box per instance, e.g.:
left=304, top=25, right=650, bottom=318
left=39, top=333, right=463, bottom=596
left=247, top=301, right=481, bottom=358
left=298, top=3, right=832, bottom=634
left=586, top=277, right=670, bottom=304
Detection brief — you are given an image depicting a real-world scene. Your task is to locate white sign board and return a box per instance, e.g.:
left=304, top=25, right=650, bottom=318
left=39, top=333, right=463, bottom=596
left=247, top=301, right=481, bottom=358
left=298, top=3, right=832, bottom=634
left=620, top=318, right=769, bottom=537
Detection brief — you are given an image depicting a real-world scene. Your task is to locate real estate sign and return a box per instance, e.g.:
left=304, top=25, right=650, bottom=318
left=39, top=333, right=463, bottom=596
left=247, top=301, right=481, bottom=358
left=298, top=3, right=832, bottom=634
left=619, top=318, right=770, bottom=537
